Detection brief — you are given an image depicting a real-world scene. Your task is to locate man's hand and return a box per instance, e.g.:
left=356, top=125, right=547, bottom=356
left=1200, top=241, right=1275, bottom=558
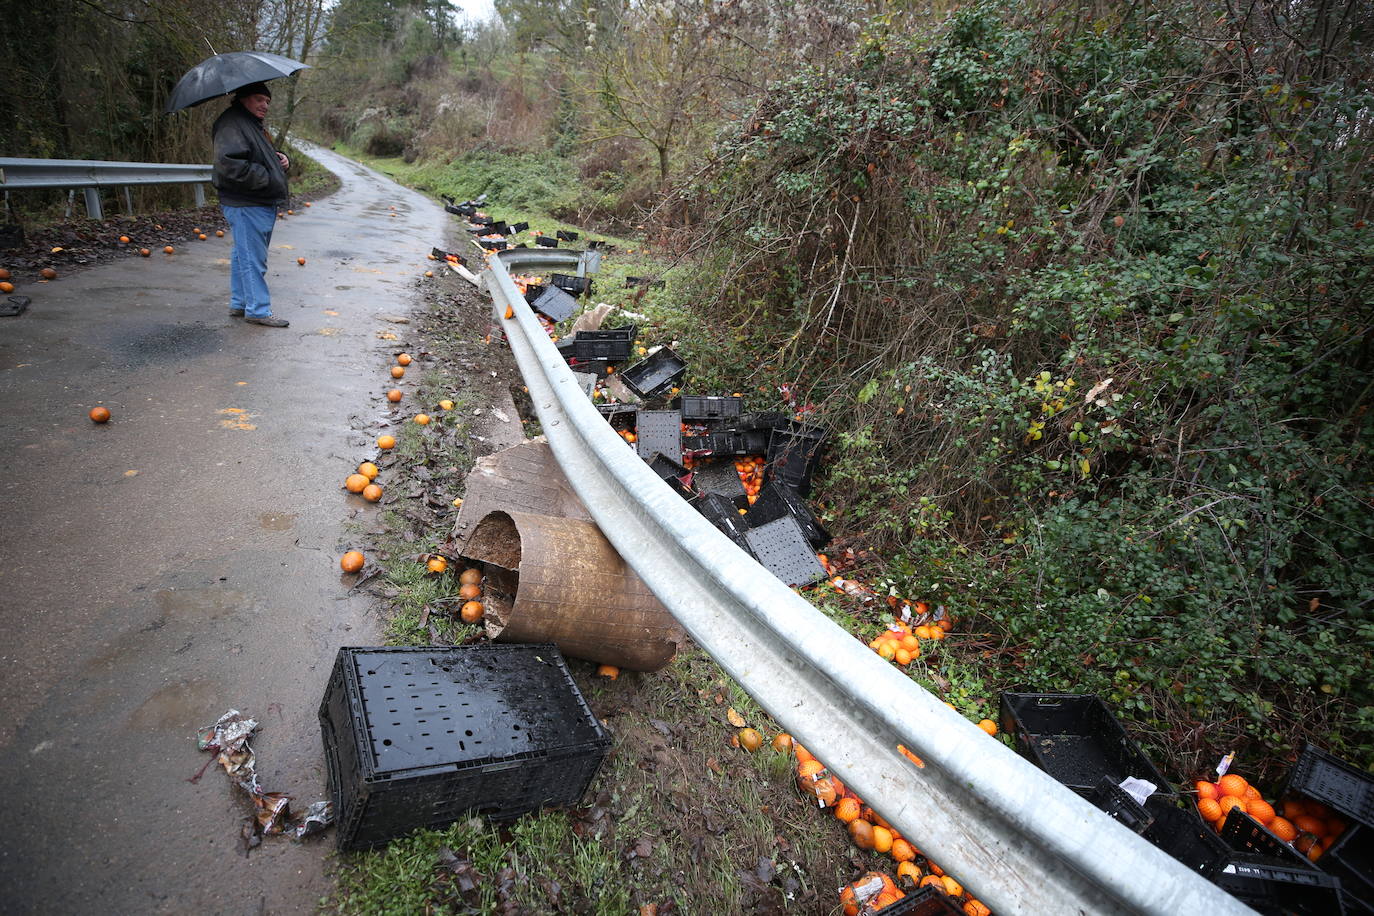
left=277, top=151, right=290, bottom=170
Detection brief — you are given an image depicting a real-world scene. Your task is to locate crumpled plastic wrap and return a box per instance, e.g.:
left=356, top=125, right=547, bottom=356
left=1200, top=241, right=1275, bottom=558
left=194, top=708, right=334, bottom=849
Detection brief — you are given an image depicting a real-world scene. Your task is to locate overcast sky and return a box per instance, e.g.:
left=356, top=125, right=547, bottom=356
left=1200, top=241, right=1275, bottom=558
left=453, top=0, right=498, bottom=25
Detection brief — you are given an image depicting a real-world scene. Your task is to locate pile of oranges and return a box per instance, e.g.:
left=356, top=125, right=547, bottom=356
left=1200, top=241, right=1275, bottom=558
left=457, top=567, right=485, bottom=623
left=734, top=456, right=766, bottom=503
left=1195, top=772, right=1348, bottom=861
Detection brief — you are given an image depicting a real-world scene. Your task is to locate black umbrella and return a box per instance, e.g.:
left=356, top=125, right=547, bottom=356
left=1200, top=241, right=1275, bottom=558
left=165, top=51, right=309, bottom=113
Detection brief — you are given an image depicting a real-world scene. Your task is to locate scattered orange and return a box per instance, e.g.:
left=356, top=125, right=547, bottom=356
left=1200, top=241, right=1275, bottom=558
left=964, top=900, right=992, bottom=916
left=198, top=233, right=207, bottom=240
left=941, top=876, right=963, bottom=897
left=503, top=304, right=514, bottom=319
left=928, top=626, right=945, bottom=640
left=297, top=257, right=306, bottom=265
left=0, top=268, right=8, bottom=279
left=914, top=625, right=934, bottom=639
left=1197, top=798, right=1223, bottom=822
left=0, top=282, right=13, bottom=293
left=345, top=473, right=369, bottom=493
left=834, top=797, right=861, bottom=824
left=426, top=556, right=448, bottom=574
left=460, top=600, right=484, bottom=623
left=1268, top=817, right=1297, bottom=842
left=140, top=248, right=151, bottom=257
left=216, top=230, right=224, bottom=237
left=358, top=461, right=379, bottom=480
left=438, top=399, right=454, bottom=410
left=458, top=582, right=481, bottom=600
left=287, top=209, right=294, bottom=215
left=977, top=719, right=997, bottom=736
left=362, top=483, right=382, bottom=502
left=897, top=861, right=922, bottom=884
left=118, top=236, right=130, bottom=244
left=772, top=733, right=792, bottom=752
left=397, top=353, right=412, bottom=366
left=386, top=389, right=403, bottom=403
left=40, top=268, right=57, bottom=280
left=390, top=366, right=405, bottom=378
left=793, top=742, right=816, bottom=765
left=1218, top=774, right=1249, bottom=798
left=340, top=550, right=365, bottom=573
left=920, top=875, right=945, bottom=890
left=163, top=246, right=174, bottom=254
left=1196, top=781, right=1219, bottom=801
left=88, top=406, right=111, bottom=423
left=890, top=837, right=916, bottom=862
left=848, top=819, right=875, bottom=850
left=738, top=728, right=763, bottom=752
left=414, top=414, right=430, bottom=425
left=424, top=271, right=433, bottom=277
left=871, top=825, right=894, bottom=854
left=377, top=435, right=396, bottom=449
left=596, top=664, right=619, bottom=679
left=459, top=568, right=482, bottom=585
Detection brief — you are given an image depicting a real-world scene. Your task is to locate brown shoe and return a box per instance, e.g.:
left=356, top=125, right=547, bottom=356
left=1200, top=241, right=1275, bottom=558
left=245, top=316, right=289, bottom=327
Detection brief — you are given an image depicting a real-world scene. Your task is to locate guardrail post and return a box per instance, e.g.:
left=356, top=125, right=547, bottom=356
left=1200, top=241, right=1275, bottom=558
left=83, top=188, right=103, bottom=220
left=192, top=184, right=205, bottom=208
left=124, top=187, right=134, bottom=216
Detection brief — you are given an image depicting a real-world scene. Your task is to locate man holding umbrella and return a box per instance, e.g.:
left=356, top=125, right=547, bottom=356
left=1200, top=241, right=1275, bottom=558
left=213, top=81, right=291, bottom=327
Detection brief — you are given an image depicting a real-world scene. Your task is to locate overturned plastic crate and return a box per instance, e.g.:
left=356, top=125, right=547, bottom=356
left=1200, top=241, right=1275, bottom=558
left=551, top=273, right=593, bottom=297
left=648, top=453, right=693, bottom=498
left=510, top=221, right=529, bottom=233
left=478, top=238, right=508, bottom=251
left=319, top=644, right=611, bottom=851
left=1220, top=807, right=1319, bottom=867
left=535, top=235, right=559, bottom=247
left=570, top=328, right=633, bottom=362
left=766, top=422, right=827, bottom=496
left=683, top=431, right=749, bottom=459
left=691, top=492, right=754, bottom=556
left=1088, top=775, right=1154, bottom=835
left=1143, top=796, right=1230, bottom=876
left=556, top=229, right=580, bottom=241
left=528, top=284, right=578, bottom=322
left=596, top=403, right=638, bottom=432
left=621, top=348, right=687, bottom=400
left=1281, top=743, right=1374, bottom=829
left=734, top=481, right=829, bottom=549
left=691, top=459, right=746, bottom=499
left=743, top=516, right=827, bottom=587
left=635, top=410, right=682, bottom=464
left=999, top=693, right=1174, bottom=798
left=674, top=395, right=744, bottom=423
left=1322, top=824, right=1373, bottom=914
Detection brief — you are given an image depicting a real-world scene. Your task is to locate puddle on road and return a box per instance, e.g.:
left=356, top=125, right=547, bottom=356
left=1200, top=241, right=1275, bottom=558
left=155, top=586, right=244, bottom=621
left=258, top=512, right=296, bottom=531
left=126, top=678, right=220, bottom=730
left=109, top=323, right=224, bottom=367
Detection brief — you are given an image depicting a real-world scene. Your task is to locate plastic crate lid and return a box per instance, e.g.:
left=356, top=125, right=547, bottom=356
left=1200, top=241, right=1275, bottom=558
left=635, top=410, right=682, bottom=464
left=692, top=459, right=747, bottom=498
left=743, top=516, right=827, bottom=587
left=529, top=284, right=578, bottom=322
left=341, top=644, right=608, bottom=777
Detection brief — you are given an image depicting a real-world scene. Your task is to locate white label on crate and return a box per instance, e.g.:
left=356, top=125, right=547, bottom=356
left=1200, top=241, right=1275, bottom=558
left=1119, top=777, right=1157, bottom=806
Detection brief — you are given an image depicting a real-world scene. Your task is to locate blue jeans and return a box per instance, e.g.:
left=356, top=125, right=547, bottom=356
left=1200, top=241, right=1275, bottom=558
left=223, top=205, right=277, bottom=318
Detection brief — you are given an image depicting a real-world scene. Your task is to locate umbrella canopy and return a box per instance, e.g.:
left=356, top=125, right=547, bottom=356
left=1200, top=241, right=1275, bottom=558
left=165, top=51, right=308, bottom=113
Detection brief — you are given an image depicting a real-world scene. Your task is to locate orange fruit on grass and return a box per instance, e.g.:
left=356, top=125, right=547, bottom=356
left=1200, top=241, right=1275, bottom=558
left=386, top=389, right=403, bottom=402
left=460, top=600, right=484, bottom=623
left=458, top=582, right=481, bottom=600
left=793, top=742, right=815, bottom=765
left=928, top=626, right=945, bottom=640
left=340, top=550, right=365, bottom=573
left=358, top=462, right=379, bottom=480
left=834, top=797, right=861, bottom=824
left=738, top=728, right=763, bottom=752
left=871, top=825, right=894, bottom=854
left=848, top=819, right=875, bottom=850
left=377, top=435, right=396, bottom=449
left=894, top=648, right=912, bottom=666
left=391, top=366, right=405, bottom=378
left=1196, top=781, right=1219, bottom=801
left=89, top=406, right=111, bottom=423
left=414, top=414, right=430, bottom=425
left=1197, top=798, right=1223, bottom=822
left=914, top=625, right=934, bottom=639
left=977, top=719, right=998, bottom=736
left=426, top=556, right=448, bottom=574
left=877, top=642, right=896, bottom=661
left=1246, top=799, right=1276, bottom=825
left=1268, top=817, right=1297, bottom=842
left=1218, top=774, right=1249, bottom=798
left=362, top=483, right=382, bottom=502
left=771, top=733, right=792, bottom=752
left=458, top=568, right=481, bottom=585
left=345, top=473, right=369, bottom=493
left=890, top=838, right=916, bottom=862
left=897, top=861, right=922, bottom=884
left=397, top=353, right=412, bottom=366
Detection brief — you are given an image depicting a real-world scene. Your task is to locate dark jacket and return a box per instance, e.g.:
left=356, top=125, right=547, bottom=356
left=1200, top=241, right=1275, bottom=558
left=212, top=103, right=288, bottom=208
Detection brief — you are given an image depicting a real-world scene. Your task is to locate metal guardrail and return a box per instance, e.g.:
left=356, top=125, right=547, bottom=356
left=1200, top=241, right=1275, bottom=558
left=0, top=157, right=212, bottom=219
left=480, top=246, right=1256, bottom=915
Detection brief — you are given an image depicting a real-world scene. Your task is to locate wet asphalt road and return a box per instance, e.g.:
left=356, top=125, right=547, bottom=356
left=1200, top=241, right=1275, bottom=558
left=0, top=145, right=452, bottom=914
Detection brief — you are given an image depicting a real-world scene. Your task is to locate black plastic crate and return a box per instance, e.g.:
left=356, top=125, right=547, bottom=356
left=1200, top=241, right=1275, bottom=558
left=691, top=459, right=747, bottom=499
left=535, top=235, right=559, bottom=247
left=739, top=411, right=789, bottom=431
left=510, top=221, right=529, bottom=233
left=766, top=422, right=827, bottom=496
left=596, top=403, right=638, bottom=431
left=1221, top=807, right=1315, bottom=868
left=528, top=285, right=578, bottom=322
left=550, top=273, right=593, bottom=297
left=1209, top=853, right=1346, bottom=916
left=875, top=886, right=965, bottom=915
left=569, top=332, right=631, bottom=362
left=1323, top=824, right=1374, bottom=913
left=635, top=410, right=682, bottom=464
left=691, top=492, right=754, bottom=555
left=999, top=693, right=1174, bottom=798
left=648, top=453, right=693, bottom=498
left=556, top=229, right=580, bottom=241
left=319, top=644, right=611, bottom=851
left=621, top=348, right=687, bottom=400
left=471, top=215, right=493, bottom=226
left=1144, top=796, right=1231, bottom=876
left=478, top=238, right=508, bottom=250
left=1088, top=775, right=1154, bottom=834
left=1282, top=743, right=1374, bottom=829
left=743, top=516, right=827, bottom=587
left=683, top=431, right=749, bottom=458
left=734, top=481, right=830, bottom=549
left=674, top=395, right=744, bottom=423
left=489, top=221, right=510, bottom=236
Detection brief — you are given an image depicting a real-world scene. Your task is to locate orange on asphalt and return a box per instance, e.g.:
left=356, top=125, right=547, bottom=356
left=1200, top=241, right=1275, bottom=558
left=345, top=473, right=369, bottom=493
left=386, top=389, right=403, bottom=402
left=163, top=246, right=174, bottom=254
left=0, top=282, right=14, bottom=293
left=340, top=550, right=365, bottom=573
left=397, top=353, right=412, bottom=366
left=358, top=462, right=379, bottom=480
left=362, top=483, right=382, bottom=502
left=391, top=366, right=405, bottom=378
left=89, top=406, right=111, bottom=423
left=377, top=435, right=396, bottom=449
